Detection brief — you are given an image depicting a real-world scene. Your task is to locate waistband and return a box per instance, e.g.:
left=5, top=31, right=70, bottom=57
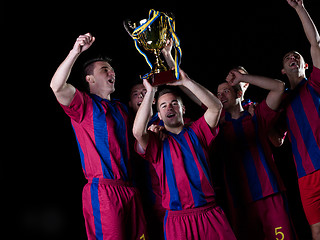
left=88, top=178, right=132, bottom=187
left=166, top=202, right=217, bottom=217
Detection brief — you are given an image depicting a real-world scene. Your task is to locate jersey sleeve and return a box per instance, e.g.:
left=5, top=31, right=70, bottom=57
left=190, top=115, right=219, bottom=148
left=59, top=89, right=87, bottom=123
left=134, top=132, right=162, bottom=164
left=255, top=99, right=280, bottom=132
left=308, top=66, right=320, bottom=94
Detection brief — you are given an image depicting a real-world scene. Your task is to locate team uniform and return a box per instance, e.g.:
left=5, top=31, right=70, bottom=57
left=217, top=100, right=297, bottom=240
left=60, top=89, right=147, bottom=240
left=136, top=116, right=236, bottom=240
left=283, top=66, right=320, bottom=225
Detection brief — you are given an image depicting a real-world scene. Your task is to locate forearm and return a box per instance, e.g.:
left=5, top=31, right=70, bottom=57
left=241, top=75, right=284, bottom=92
left=50, top=49, right=79, bottom=93
left=183, top=78, right=222, bottom=112
left=295, top=6, right=320, bottom=47
left=162, top=51, right=175, bottom=69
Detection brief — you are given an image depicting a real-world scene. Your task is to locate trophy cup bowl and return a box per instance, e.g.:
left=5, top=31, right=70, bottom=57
left=124, top=11, right=178, bottom=86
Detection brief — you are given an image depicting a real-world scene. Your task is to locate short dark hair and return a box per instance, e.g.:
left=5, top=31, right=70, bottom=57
left=83, top=56, right=112, bottom=76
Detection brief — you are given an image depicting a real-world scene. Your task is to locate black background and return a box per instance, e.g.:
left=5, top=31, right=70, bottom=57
left=10, top=0, right=319, bottom=238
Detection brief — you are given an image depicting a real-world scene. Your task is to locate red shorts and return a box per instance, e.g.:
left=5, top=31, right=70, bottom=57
left=163, top=202, right=236, bottom=240
left=82, top=178, right=147, bottom=240
left=298, top=170, right=320, bottom=225
left=229, top=193, right=297, bottom=240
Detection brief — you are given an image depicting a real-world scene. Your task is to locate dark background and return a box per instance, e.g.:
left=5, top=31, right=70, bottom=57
left=11, top=0, right=318, bottom=238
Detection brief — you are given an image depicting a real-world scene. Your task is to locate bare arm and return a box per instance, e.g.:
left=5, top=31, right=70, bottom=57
left=228, top=70, right=285, bottom=111
left=161, top=39, right=202, bottom=106
left=132, top=79, right=157, bottom=151
left=50, top=33, right=95, bottom=106
left=287, top=0, right=320, bottom=68
left=169, top=70, right=222, bottom=128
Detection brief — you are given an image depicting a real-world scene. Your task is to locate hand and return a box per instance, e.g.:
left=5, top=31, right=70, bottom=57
left=143, top=79, right=157, bottom=93
left=72, top=33, right=95, bottom=54
left=148, top=124, right=167, bottom=141
left=161, top=38, right=173, bottom=56
left=167, top=69, right=189, bottom=86
left=226, top=70, right=245, bottom=86
left=286, top=0, right=304, bottom=9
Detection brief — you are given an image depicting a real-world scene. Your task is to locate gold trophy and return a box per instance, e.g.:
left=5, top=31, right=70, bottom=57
left=124, top=9, right=182, bottom=86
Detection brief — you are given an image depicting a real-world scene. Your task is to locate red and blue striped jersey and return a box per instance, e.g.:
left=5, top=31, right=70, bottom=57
left=284, top=66, right=320, bottom=178
left=217, top=100, right=285, bottom=206
left=60, top=89, right=131, bottom=181
left=137, top=116, right=218, bottom=210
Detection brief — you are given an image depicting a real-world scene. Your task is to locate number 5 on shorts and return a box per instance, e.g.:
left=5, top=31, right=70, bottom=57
left=275, top=227, right=284, bottom=240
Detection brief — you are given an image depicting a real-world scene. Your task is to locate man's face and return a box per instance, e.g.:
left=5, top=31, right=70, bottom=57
left=157, top=93, right=185, bottom=128
left=282, top=51, right=306, bottom=75
left=217, top=82, right=238, bottom=110
left=90, top=61, right=116, bottom=94
left=129, top=84, right=147, bottom=113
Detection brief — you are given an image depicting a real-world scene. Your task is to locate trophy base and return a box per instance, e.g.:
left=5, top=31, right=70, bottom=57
left=149, top=70, right=177, bottom=86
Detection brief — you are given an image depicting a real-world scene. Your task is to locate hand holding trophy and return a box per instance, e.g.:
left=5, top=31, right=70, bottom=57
left=124, top=9, right=182, bottom=86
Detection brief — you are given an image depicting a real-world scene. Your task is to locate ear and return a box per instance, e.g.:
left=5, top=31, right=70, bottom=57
left=304, top=63, right=309, bottom=70
left=86, top=75, right=95, bottom=84
left=158, top=111, right=163, bottom=120
left=281, top=68, right=286, bottom=75
left=182, top=105, right=186, bottom=115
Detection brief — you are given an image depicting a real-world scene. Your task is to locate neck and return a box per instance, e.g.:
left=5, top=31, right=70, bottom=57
left=288, top=75, right=305, bottom=89
left=286, top=71, right=306, bottom=89
left=165, top=122, right=184, bottom=135
left=226, top=101, right=244, bottom=119
left=91, top=90, right=111, bottom=101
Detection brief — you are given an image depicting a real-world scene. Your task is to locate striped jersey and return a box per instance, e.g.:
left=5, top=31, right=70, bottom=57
left=60, top=89, right=131, bottom=181
left=217, top=100, right=285, bottom=206
left=137, top=116, right=218, bottom=210
left=284, top=66, right=320, bottom=178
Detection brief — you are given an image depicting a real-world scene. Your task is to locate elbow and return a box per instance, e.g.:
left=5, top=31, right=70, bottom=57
left=132, top=126, right=144, bottom=141
left=276, top=80, right=286, bottom=93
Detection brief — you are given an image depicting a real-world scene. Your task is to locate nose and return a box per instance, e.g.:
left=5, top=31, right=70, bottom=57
left=108, top=70, right=115, bottom=77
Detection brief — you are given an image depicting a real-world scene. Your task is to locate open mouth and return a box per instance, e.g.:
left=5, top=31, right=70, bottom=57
left=166, top=113, right=175, bottom=119
left=108, top=78, right=115, bottom=84
left=137, top=101, right=142, bottom=107
left=289, top=62, right=297, bottom=67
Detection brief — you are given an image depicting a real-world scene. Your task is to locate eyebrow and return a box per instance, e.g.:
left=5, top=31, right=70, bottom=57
left=100, top=66, right=114, bottom=71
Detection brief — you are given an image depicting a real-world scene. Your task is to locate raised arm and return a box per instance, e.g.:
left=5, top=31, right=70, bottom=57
left=287, top=0, right=320, bottom=68
left=169, top=70, right=222, bottom=128
left=227, top=70, right=285, bottom=111
left=50, top=33, right=95, bottom=106
left=132, top=79, right=157, bottom=151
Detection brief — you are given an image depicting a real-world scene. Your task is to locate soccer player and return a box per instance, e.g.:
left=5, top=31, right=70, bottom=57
left=50, top=33, right=147, bottom=240
left=216, top=70, right=297, bottom=240
left=280, top=0, right=320, bottom=238
left=133, top=71, right=236, bottom=239
left=128, top=81, right=166, bottom=240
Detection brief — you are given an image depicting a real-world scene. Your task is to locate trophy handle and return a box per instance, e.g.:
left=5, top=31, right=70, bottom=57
left=123, top=20, right=134, bottom=38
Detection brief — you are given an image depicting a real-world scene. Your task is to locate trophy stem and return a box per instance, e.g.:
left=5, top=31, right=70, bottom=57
left=153, top=49, right=167, bottom=74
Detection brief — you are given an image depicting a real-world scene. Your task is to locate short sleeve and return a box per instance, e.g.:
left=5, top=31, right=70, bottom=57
left=308, top=66, right=320, bottom=94
left=255, top=100, right=279, bottom=131
left=190, top=116, right=219, bottom=147
left=134, top=132, right=162, bottom=164
left=60, top=89, right=87, bottom=123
